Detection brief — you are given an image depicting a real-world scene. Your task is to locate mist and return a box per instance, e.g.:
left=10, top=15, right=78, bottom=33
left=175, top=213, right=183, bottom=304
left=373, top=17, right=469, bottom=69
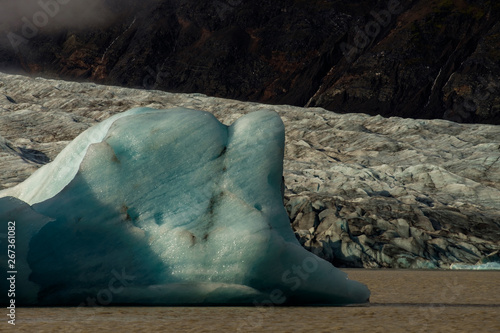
left=0, top=0, right=141, bottom=32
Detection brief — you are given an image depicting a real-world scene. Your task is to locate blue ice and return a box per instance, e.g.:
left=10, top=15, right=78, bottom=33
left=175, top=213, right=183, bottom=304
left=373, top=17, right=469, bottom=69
left=0, top=107, right=370, bottom=305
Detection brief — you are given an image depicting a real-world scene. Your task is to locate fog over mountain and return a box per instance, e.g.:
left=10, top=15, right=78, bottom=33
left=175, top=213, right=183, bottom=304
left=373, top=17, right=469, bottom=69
left=0, top=0, right=120, bottom=29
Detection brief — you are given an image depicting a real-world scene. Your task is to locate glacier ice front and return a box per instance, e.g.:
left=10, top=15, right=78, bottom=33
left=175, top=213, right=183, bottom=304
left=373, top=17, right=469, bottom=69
left=0, top=107, right=370, bottom=305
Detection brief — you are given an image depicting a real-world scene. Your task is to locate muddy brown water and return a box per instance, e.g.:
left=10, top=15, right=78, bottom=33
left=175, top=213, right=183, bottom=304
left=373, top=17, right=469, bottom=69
left=6, top=269, right=499, bottom=332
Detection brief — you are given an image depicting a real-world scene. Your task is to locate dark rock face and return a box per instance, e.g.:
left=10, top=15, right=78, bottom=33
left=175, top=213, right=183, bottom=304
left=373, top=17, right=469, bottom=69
left=307, top=0, right=500, bottom=124
left=0, top=0, right=498, bottom=123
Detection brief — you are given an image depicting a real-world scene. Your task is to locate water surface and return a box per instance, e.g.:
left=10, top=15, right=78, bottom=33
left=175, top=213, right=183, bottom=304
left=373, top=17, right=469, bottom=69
left=9, top=270, right=500, bottom=332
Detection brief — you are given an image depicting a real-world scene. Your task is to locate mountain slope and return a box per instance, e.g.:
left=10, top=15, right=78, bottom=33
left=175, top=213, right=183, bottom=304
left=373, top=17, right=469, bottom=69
left=0, top=0, right=499, bottom=123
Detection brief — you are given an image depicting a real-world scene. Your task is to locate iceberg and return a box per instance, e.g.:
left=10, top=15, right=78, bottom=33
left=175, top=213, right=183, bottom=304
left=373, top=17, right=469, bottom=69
left=0, top=107, right=370, bottom=305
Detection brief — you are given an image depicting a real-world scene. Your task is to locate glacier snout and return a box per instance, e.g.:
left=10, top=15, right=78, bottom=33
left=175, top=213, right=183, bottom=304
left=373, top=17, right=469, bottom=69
left=0, top=107, right=369, bottom=305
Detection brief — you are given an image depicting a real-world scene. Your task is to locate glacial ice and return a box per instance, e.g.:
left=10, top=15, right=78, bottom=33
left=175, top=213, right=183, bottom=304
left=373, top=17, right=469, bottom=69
left=450, top=262, right=500, bottom=270
left=0, top=107, right=370, bottom=305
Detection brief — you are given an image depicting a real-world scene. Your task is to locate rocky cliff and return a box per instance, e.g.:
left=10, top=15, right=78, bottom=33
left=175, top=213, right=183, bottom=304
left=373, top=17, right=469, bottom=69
left=1, top=72, right=499, bottom=268
left=0, top=0, right=499, bottom=124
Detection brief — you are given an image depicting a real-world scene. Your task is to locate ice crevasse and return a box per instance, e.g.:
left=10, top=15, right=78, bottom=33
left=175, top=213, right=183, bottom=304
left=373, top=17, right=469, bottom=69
left=0, top=107, right=370, bottom=305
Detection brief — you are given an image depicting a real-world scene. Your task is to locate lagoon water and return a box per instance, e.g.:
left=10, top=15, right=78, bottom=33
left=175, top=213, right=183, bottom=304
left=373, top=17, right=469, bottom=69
left=10, top=270, right=500, bottom=332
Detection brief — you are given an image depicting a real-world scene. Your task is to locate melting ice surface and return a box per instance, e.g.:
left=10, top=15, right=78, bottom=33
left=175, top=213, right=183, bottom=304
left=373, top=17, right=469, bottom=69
left=0, top=107, right=370, bottom=305
left=450, top=262, right=500, bottom=270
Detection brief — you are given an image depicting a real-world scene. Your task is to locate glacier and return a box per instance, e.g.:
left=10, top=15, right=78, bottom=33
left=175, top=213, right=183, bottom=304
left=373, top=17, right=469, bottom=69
left=450, top=262, right=500, bottom=270
left=0, top=107, right=369, bottom=306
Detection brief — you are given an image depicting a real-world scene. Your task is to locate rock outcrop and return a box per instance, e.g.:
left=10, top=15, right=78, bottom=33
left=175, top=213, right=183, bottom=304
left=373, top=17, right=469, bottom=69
left=0, top=0, right=499, bottom=124
left=1, top=72, right=499, bottom=268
